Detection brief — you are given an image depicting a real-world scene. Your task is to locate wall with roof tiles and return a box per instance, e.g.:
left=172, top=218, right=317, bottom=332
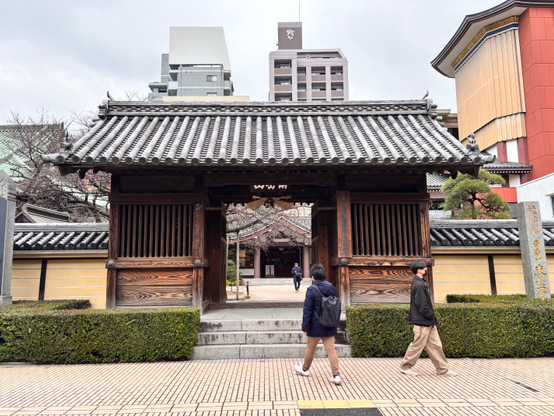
left=432, top=252, right=554, bottom=302
left=44, top=259, right=106, bottom=309
left=10, top=258, right=107, bottom=309
left=10, top=260, right=42, bottom=300
left=432, top=254, right=492, bottom=302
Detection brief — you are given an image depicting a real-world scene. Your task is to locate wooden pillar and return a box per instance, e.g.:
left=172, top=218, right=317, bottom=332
left=302, top=245, right=310, bottom=279
left=317, top=210, right=330, bottom=274
left=254, top=248, right=261, bottom=279
left=192, top=200, right=205, bottom=308
left=419, top=198, right=434, bottom=301
left=106, top=175, right=120, bottom=309
left=336, top=191, right=352, bottom=303
left=38, top=259, right=47, bottom=301
left=336, top=191, right=352, bottom=259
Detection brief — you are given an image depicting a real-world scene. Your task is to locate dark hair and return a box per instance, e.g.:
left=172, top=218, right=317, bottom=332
left=410, top=260, right=427, bottom=274
left=310, top=263, right=326, bottom=280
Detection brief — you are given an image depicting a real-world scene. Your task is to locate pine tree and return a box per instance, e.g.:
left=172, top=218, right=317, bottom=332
left=440, top=169, right=512, bottom=219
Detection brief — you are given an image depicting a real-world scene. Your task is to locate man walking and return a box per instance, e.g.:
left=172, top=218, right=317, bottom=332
left=291, top=262, right=303, bottom=292
left=400, top=260, right=456, bottom=377
left=294, top=263, right=341, bottom=385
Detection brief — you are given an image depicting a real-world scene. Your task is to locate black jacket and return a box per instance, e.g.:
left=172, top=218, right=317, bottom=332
left=302, top=279, right=338, bottom=337
left=408, top=275, right=437, bottom=326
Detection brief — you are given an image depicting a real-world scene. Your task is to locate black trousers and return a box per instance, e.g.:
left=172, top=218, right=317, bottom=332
left=294, top=277, right=301, bottom=290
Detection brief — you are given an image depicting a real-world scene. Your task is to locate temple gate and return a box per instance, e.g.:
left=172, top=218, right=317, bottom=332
left=44, top=100, right=492, bottom=310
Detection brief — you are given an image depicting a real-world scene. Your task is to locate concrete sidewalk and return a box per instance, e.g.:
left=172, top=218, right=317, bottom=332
left=2, top=357, right=554, bottom=415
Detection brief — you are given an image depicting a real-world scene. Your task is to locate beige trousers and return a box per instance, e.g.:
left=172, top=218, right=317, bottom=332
left=400, top=325, right=449, bottom=375
left=302, top=336, right=340, bottom=376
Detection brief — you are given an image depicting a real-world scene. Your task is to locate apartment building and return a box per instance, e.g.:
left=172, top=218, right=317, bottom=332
left=149, top=27, right=234, bottom=100
left=269, top=22, right=349, bottom=102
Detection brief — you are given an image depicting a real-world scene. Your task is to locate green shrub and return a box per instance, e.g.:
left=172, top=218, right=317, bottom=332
left=446, top=294, right=541, bottom=304
left=346, top=303, right=554, bottom=359
left=2, top=299, right=92, bottom=311
left=0, top=307, right=200, bottom=364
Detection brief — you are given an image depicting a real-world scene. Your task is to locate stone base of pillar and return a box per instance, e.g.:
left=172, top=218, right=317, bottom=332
left=0, top=295, right=13, bottom=306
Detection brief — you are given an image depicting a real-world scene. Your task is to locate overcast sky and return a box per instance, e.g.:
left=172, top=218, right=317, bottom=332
left=0, top=0, right=503, bottom=124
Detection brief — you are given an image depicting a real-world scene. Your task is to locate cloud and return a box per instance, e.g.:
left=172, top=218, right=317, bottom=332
left=0, top=0, right=503, bottom=123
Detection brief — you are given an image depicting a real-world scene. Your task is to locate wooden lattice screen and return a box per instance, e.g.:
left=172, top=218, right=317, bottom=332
left=117, top=204, right=193, bottom=258
left=351, top=203, right=422, bottom=257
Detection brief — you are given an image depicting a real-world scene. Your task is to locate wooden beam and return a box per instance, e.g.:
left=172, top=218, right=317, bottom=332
left=488, top=255, right=498, bottom=295
left=336, top=190, right=352, bottom=258
left=109, top=193, right=209, bottom=205
left=339, top=266, right=351, bottom=307
left=331, top=256, right=435, bottom=267
left=350, top=192, right=430, bottom=204
left=203, top=172, right=337, bottom=187
left=107, top=174, right=120, bottom=309
left=111, top=258, right=209, bottom=269
left=38, top=259, right=47, bottom=301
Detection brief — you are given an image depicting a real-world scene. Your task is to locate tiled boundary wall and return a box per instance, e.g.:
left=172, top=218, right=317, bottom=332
left=11, top=252, right=108, bottom=309
left=9, top=249, right=554, bottom=307
left=433, top=249, right=554, bottom=302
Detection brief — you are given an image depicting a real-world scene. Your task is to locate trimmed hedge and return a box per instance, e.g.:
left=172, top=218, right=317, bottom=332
left=0, top=305, right=200, bottom=364
left=3, top=299, right=92, bottom=311
left=446, top=294, right=548, bottom=304
left=346, top=303, right=554, bottom=358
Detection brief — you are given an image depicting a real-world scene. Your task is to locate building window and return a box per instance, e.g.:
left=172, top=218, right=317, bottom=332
left=207, top=75, right=218, bottom=82
left=206, top=92, right=217, bottom=96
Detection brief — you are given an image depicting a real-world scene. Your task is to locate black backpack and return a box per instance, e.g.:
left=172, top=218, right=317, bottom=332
left=311, top=285, right=341, bottom=328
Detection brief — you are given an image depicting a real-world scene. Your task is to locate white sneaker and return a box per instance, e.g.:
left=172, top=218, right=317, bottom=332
left=330, top=375, right=341, bottom=385
left=294, top=364, right=309, bottom=376
left=440, top=370, right=457, bottom=376
left=400, top=368, right=419, bottom=376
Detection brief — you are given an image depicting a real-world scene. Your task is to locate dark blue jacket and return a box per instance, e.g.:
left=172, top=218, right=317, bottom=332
left=302, top=279, right=338, bottom=338
left=291, top=266, right=303, bottom=282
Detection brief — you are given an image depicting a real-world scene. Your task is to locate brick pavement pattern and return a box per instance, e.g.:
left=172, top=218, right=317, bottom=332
left=2, top=358, right=554, bottom=415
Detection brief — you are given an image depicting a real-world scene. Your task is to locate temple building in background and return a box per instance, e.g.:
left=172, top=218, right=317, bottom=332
left=432, top=0, right=554, bottom=218
left=269, top=22, right=349, bottom=102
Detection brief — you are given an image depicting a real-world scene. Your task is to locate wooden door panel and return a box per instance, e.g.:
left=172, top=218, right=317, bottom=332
left=350, top=266, right=412, bottom=304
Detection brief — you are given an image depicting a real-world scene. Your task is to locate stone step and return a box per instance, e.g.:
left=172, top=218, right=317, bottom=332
left=197, top=330, right=305, bottom=345
left=197, top=330, right=348, bottom=345
left=193, top=343, right=352, bottom=360
left=200, top=319, right=303, bottom=332
left=200, top=318, right=347, bottom=333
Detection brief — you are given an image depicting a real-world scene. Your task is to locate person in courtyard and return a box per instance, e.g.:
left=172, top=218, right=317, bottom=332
left=291, top=262, right=303, bottom=292
left=400, top=260, right=457, bottom=377
left=295, top=263, right=341, bottom=385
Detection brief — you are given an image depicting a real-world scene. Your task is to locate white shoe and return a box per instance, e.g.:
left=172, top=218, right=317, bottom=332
left=330, top=375, right=341, bottom=385
left=440, top=370, right=457, bottom=376
left=294, top=364, right=309, bottom=376
left=400, top=368, right=419, bottom=376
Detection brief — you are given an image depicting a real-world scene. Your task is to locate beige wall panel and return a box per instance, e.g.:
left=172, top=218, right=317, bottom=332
left=471, top=114, right=526, bottom=151
left=12, top=260, right=42, bottom=269
left=11, top=288, right=40, bottom=299
left=433, top=254, right=491, bottom=302
left=11, top=260, right=41, bottom=301
left=45, top=268, right=107, bottom=278
left=45, top=278, right=106, bottom=288
left=494, top=254, right=525, bottom=295
left=47, top=259, right=106, bottom=269
left=455, top=28, right=525, bottom=144
left=45, top=288, right=106, bottom=297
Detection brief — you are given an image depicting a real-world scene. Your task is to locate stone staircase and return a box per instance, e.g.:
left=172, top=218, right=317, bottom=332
left=194, top=315, right=351, bottom=360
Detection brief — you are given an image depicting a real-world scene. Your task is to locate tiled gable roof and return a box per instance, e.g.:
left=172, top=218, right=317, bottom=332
left=13, top=223, right=108, bottom=250
left=44, top=100, right=493, bottom=170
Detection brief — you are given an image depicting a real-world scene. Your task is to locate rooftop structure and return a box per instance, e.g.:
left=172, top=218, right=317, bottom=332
left=44, top=99, right=493, bottom=172
left=269, top=23, right=349, bottom=102
left=148, top=27, right=234, bottom=100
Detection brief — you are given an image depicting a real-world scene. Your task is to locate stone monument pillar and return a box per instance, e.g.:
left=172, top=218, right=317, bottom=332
left=516, top=201, right=551, bottom=299
left=0, top=170, right=16, bottom=306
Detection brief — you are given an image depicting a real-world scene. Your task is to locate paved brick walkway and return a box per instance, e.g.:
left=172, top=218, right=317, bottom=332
left=2, top=357, right=554, bottom=415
